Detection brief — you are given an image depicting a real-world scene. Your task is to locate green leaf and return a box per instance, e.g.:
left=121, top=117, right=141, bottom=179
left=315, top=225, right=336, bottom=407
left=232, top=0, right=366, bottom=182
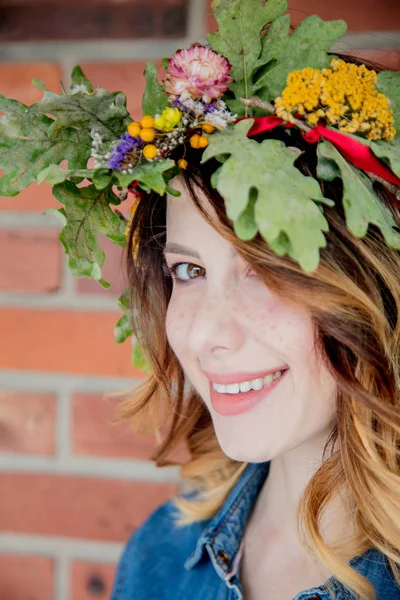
left=318, top=140, right=400, bottom=249
left=114, top=314, right=133, bottom=344
left=166, top=185, right=181, bottom=197
left=234, top=188, right=258, bottom=240
left=37, top=165, right=94, bottom=185
left=43, top=207, right=67, bottom=226
left=0, top=95, right=91, bottom=196
left=131, top=339, right=151, bottom=373
left=207, top=0, right=287, bottom=105
left=202, top=120, right=332, bottom=271
left=254, top=15, right=347, bottom=102
left=32, top=78, right=46, bottom=90
left=115, top=158, right=175, bottom=195
left=370, top=138, right=400, bottom=178
left=142, top=62, right=169, bottom=117
left=93, top=168, right=113, bottom=190
left=69, top=65, right=94, bottom=94
left=117, top=288, right=131, bottom=311
left=377, top=71, right=400, bottom=133
left=53, top=181, right=127, bottom=285
left=29, top=85, right=131, bottom=141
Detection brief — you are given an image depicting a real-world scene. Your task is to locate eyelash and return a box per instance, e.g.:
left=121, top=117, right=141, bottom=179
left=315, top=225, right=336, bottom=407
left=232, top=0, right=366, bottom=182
left=163, top=261, right=204, bottom=283
left=162, top=261, right=259, bottom=283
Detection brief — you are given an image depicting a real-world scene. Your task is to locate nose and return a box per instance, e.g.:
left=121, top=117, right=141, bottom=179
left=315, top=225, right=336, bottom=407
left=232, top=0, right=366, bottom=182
left=186, top=289, right=246, bottom=358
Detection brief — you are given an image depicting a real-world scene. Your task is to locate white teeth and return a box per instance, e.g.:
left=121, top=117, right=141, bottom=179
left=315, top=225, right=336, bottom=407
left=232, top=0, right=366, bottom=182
left=239, top=381, right=251, bottom=393
left=212, top=370, right=285, bottom=394
left=251, top=378, right=263, bottom=391
left=263, top=374, right=274, bottom=386
left=226, top=383, right=240, bottom=394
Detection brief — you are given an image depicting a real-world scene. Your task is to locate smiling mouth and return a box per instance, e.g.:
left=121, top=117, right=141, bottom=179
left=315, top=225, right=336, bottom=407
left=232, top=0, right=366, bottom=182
left=212, top=369, right=288, bottom=395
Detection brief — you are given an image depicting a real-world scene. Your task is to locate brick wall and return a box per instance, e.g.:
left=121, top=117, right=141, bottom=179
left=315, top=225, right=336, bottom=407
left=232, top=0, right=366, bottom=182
left=0, top=1, right=399, bottom=598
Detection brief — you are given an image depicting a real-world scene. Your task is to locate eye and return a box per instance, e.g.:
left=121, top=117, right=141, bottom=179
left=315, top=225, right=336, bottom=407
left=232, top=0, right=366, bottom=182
left=169, top=262, right=206, bottom=282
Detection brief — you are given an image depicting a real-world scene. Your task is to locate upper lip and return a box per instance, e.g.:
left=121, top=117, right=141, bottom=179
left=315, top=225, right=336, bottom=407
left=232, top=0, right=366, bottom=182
left=203, top=366, right=289, bottom=385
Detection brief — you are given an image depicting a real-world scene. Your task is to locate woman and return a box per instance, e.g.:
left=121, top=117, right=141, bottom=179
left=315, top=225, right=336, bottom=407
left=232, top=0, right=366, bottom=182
left=111, top=117, right=400, bottom=599
left=1, top=1, right=399, bottom=598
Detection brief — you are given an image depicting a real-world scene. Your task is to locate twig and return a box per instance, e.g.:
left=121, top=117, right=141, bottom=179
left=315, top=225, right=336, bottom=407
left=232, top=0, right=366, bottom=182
left=240, top=96, right=311, bottom=134
left=113, top=208, right=129, bottom=223
left=367, top=172, right=400, bottom=202
left=118, top=187, right=129, bottom=202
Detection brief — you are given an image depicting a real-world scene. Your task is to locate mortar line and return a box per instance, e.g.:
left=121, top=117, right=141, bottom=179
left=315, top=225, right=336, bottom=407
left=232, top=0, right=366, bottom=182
left=0, top=370, right=139, bottom=392
left=0, top=293, right=121, bottom=310
left=187, top=0, right=207, bottom=41
left=56, top=388, right=72, bottom=460
left=0, top=453, right=179, bottom=482
left=0, top=533, right=123, bottom=562
left=55, top=554, right=69, bottom=600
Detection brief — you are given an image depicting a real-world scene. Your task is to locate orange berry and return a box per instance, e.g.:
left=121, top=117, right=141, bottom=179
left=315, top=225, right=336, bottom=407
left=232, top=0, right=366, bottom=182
left=127, top=121, right=141, bottom=137
left=140, top=128, right=156, bottom=142
left=178, top=158, right=188, bottom=169
left=143, top=144, right=158, bottom=160
left=202, top=123, right=215, bottom=134
left=190, top=134, right=201, bottom=149
left=140, top=115, right=155, bottom=128
left=198, top=135, right=209, bottom=148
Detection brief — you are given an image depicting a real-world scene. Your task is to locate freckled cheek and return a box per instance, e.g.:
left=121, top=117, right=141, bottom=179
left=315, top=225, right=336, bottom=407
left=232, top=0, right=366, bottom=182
left=238, top=296, right=314, bottom=355
left=165, top=297, right=192, bottom=356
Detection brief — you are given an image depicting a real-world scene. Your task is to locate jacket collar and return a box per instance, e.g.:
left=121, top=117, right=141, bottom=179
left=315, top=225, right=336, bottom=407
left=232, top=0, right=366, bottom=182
left=184, top=461, right=270, bottom=575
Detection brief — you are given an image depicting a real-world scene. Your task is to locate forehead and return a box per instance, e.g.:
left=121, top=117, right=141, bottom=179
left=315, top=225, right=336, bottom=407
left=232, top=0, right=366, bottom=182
left=166, top=177, right=218, bottom=240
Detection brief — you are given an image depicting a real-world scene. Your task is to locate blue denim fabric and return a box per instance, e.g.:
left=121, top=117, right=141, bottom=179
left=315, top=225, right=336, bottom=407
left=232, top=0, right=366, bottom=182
left=111, top=462, right=400, bottom=599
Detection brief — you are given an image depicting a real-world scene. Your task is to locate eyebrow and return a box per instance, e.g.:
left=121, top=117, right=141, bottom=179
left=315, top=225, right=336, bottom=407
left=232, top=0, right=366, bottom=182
left=163, top=243, right=201, bottom=259
left=164, top=242, right=238, bottom=259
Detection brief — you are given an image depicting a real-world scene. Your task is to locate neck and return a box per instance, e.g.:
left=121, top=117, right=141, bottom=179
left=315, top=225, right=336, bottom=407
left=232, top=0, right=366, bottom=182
left=248, top=427, right=356, bottom=551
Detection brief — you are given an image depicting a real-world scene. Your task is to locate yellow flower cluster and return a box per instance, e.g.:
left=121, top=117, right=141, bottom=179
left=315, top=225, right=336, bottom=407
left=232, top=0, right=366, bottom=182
left=154, top=107, right=182, bottom=131
left=274, top=59, right=396, bottom=141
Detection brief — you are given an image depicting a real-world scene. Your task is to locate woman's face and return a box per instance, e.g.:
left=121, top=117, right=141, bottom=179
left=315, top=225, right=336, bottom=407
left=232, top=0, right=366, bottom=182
left=164, top=182, right=337, bottom=462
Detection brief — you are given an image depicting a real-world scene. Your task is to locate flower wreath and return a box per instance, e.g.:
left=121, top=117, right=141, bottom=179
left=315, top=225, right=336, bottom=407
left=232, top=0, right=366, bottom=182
left=1, top=0, right=399, bottom=366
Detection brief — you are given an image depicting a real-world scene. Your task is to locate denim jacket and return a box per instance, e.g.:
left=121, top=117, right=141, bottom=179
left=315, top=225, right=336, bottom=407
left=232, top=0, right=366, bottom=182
left=111, top=462, right=400, bottom=599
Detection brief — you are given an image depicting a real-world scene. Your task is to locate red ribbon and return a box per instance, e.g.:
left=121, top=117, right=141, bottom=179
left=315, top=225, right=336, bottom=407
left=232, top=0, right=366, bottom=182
left=241, top=115, right=400, bottom=190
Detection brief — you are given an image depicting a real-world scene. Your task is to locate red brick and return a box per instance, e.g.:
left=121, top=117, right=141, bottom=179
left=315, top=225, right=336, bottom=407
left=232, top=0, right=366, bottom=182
left=0, top=391, right=56, bottom=455
left=72, top=393, right=156, bottom=460
left=0, top=308, right=139, bottom=377
left=80, top=61, right=164, bottom=120
left=287, top=0, right=400, bottom=31
left=0, top=473, right=177, bottom=541
left=207, top=0, right=400, bottom=32
left=0, top=62, right=63, bottom=103
left=0, top=181, right=60, bottom=213
left=76, top=236, right=125, bottom=296
left=71, top=562, right=116, bottom=600
left=352, top=49, right=400, bottom=70
left=0, top=230, right=61, bottom=293
left=0, top=554, right=53, bottom=600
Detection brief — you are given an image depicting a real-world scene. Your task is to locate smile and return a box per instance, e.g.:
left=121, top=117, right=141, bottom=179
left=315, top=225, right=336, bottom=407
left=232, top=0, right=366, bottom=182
left=212, top=370, right=284, bottom=394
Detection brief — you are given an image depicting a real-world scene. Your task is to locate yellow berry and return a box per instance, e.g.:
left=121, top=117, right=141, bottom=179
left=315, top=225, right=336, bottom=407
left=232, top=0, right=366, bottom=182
left=140, top=115, right=155, bottom=128
left=202, top=123, right=215, bottom=134
left=178, top=158, right=188, bottom=169
left=127, top=121, right=141, bottom=137
left=198, top=136, right=209, bottom=148
left=190, top=134, right=201, bottom=149
left=140, top=128, right=156, bottom=142
left=143, top=144, right=158, bottom=160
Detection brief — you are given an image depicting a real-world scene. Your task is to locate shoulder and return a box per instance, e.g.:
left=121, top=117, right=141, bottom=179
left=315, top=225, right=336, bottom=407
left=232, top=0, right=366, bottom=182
left=111, top=498, right=205, bottom=600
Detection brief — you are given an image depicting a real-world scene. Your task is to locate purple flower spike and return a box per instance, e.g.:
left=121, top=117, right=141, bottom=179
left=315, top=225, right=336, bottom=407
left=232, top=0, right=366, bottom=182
left=204, top=103, right=218, bottom=114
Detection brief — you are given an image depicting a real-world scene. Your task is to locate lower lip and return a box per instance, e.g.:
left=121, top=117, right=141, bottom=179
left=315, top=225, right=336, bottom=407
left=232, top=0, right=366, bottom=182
left=209, top=371, right=288, bottom=417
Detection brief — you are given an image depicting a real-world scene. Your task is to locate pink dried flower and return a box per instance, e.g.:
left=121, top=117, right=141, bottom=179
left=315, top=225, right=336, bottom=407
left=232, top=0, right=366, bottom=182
left=164, top=45, right=233, bottom=104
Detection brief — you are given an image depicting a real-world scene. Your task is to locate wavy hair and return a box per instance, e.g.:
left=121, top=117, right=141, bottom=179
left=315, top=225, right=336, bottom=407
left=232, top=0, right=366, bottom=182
left=119, top=71, right=400, bottom=600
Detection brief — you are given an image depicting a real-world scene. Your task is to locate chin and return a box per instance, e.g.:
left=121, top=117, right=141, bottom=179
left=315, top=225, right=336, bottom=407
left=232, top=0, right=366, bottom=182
left=215, top=434, right=275, bottom=464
